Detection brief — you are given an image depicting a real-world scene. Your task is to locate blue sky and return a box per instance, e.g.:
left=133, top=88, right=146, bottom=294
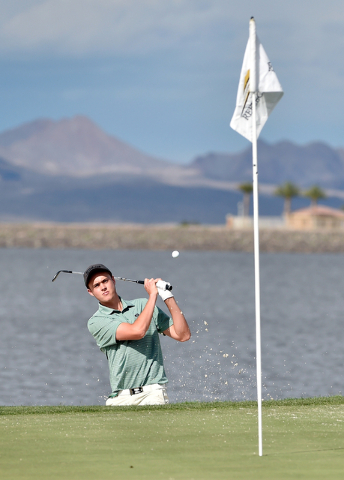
left=0, top=0, right=343, bottom=163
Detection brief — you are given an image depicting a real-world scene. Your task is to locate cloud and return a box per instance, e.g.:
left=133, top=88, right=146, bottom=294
left=0, top=0, right=342, bottom=83
left=0, top=1, right=336, bottom=55
left=0, top=0, right=341, bottom=75
left=0, top=0, right=229, bottom=57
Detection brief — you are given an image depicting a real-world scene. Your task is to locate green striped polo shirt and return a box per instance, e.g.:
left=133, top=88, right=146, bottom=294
left=87, top=298, right=173, bottom=396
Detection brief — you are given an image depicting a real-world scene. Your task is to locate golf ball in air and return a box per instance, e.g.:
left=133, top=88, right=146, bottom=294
left=172, top=250, right=180, bottom=258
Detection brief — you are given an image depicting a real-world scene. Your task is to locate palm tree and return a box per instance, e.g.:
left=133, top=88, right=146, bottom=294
left=274, top=182, right=300, bottom=215
left=238, top=182, right=253, bottom=216
left=303, top=185, right=326, bottom=206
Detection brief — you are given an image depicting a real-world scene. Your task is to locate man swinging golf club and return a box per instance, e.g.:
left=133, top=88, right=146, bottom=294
left=85, top=264, right=191, bottom=406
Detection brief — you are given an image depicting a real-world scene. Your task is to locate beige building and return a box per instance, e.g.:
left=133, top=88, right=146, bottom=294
left=226, top=214, right=285, bottom=229
left=286, top=205, right=344, bottom=230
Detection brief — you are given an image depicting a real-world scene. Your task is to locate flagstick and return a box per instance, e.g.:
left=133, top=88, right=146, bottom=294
left=252, top=96, right=263, bottom=457
left=250, top=17, right=263, bottom=457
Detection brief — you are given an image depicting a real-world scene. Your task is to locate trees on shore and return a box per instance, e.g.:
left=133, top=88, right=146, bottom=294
left=303, top=185, right=326, bottom=206
left=274, top=182, right=326, bottom=214
left=238, top=182, right=253, bottom=217
left=274, top=182, right=300, bottom=215
left=237, top=180, right=327, bottom=217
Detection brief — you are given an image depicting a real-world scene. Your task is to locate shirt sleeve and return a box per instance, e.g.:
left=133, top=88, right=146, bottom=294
left=87, top=315, right=121, bottom=349
left=155, top=306, right=174, bottom=334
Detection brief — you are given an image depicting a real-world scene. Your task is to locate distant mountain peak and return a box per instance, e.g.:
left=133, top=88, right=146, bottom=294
left=0, top=115, right=179, bottom=177
left=0, top=118, right=54, bottom=147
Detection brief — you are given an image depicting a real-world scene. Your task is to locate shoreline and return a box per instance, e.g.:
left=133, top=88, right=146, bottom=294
left=0, top=222, right=344, bottom=253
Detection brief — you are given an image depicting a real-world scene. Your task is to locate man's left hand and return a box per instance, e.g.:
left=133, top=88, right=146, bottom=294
left=156, top=279, right=174, bottom=301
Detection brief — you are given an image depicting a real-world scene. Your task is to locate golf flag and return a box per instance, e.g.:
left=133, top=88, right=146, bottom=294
left=230, top=30, right=283, bottom=142
left=230, top=17, right=284, bottom=457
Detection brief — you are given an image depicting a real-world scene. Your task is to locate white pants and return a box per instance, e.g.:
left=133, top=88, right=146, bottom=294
left=105, top=383, right=169, bottom=406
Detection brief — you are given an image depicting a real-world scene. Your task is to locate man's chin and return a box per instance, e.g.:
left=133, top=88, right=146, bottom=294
left=99, top=295, right=114, bottom=306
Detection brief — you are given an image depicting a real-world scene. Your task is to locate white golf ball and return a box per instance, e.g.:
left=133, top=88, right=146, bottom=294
left=172, top=250, right=180, bottom=258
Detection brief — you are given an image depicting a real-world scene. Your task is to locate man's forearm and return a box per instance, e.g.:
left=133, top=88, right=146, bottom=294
left=165, top=297, right=191, bottom=342
left=131, top=294, right=157, bottom=338
left=116, top=294, right=157, bottom=341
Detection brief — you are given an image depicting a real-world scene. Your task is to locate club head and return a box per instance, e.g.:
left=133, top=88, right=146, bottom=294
left=51, top=270, right=73, bottom=282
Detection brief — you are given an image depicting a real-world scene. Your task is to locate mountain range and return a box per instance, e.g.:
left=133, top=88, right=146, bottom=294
left=0, top=115, right=343, bottom=223
left=192, top=141, right=344, bottom=189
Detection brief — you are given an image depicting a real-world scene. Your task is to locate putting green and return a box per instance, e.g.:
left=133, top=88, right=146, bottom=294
left=0, top=398, right=343, bottom=480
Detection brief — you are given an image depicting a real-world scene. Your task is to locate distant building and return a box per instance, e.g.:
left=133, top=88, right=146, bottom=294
left=226, top=205, right=344, bottom=230
left=286, top=205, right=344, bottom=230
left=226, top=214, right=285, bottom=229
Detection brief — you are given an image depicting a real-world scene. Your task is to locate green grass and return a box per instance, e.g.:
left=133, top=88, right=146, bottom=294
left=0, top=397, right=344, bottom=480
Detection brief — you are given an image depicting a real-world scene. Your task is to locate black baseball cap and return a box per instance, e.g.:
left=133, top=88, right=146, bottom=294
left=84, top=264, right=112, bottom=288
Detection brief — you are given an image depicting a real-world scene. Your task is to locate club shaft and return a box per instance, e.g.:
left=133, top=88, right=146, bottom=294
left=115, top=277, right=173, bottom=290
left=114, top=277, right=144, bottom=285
left=52, top=270, right=172, bottom=290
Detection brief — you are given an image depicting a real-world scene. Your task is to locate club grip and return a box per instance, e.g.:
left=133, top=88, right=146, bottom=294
left=139, top=280, right=173, bottom=291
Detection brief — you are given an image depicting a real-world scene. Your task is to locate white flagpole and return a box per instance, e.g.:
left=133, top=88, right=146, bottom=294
left=250, top=16, right=263, bottom=457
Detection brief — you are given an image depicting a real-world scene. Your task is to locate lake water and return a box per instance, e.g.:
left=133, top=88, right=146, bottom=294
left=0, top=248, right=343, bottom=406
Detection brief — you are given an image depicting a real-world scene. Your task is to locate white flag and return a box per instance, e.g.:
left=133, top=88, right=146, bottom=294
left=230, top=34, right=283, bottom=142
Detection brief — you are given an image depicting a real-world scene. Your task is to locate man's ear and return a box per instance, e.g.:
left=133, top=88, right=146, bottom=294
left=87, top=289, right=94, bottom=297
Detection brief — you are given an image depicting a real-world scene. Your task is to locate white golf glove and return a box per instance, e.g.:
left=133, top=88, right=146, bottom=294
left=156, top=280, right=174, bottom=301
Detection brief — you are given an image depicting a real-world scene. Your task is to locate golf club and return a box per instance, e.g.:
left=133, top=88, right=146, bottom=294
left=51, top=270, right=173, bottom=290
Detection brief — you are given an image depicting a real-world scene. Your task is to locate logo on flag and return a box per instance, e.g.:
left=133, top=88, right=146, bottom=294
left=230, top=33, right=283, bottom=142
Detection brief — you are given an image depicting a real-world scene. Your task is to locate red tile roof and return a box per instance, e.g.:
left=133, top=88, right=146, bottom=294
left=291, top=205, right=344, bottom=218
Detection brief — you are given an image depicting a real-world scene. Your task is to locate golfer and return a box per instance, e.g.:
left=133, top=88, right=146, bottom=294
left=85, top=264, right=191, bottom=406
